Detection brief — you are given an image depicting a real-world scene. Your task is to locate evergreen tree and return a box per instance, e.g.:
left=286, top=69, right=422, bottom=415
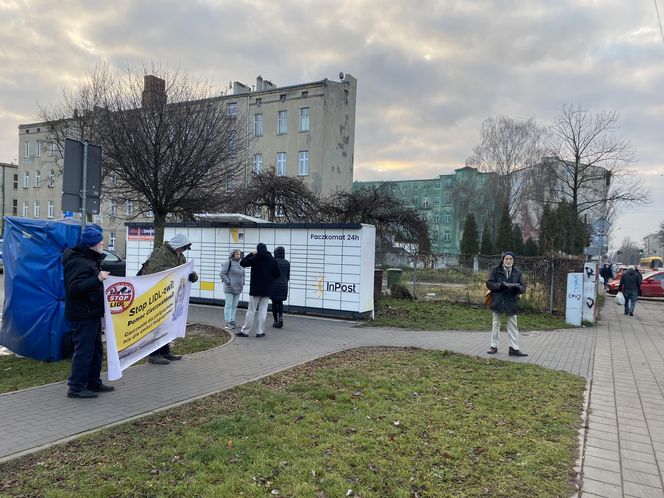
left=480, top=220, right=495, bottom=255
left=524, top=237, right=539, bottom=256
left=460, top=213, right=480, bottom=256
left=512, top=224, right=525, bottom=256
left=494, top=202, right=513, bottom=253
left=538, top=204, right=557, bottom=254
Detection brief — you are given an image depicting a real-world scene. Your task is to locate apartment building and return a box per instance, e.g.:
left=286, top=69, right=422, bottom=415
left=11, top=72, right=357, bottom=257
left=354, top=166, right=496, bottom=255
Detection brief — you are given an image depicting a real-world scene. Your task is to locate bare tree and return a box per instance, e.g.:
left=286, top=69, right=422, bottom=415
left=542, top=103, right=648, bottom=216
left=223, top=170, right=321, bottom=222
left=658, top=221, right=664, bottom=248
left=321, top=185, right=431, bottom=253
left=40, top=63, right=246, bottom=247
left=466, top=116, right=546, bottom=217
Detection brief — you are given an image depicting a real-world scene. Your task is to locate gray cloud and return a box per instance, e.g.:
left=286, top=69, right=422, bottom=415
left=0, top=0, right=662, bottom=244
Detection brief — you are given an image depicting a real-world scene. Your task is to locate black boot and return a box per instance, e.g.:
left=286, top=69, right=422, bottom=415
left=277, top=314, right=283, bottom=329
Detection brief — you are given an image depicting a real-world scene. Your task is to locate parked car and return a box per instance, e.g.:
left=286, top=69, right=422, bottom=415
left=101, top=249, right=126, bottom=276
left=607, top=270, right=664, bottom=297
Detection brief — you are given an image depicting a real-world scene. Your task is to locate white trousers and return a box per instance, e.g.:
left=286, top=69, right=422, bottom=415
left=241, top=295, right=270, bottom=336
left=490, top=312, right=520, bottom=350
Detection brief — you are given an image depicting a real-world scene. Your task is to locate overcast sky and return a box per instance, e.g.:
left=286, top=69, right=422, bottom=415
left=1, top=0, right=662, bottom=250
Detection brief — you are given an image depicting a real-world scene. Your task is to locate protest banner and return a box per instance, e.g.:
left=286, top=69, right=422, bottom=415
left=103, top=260, right=193, bottom=380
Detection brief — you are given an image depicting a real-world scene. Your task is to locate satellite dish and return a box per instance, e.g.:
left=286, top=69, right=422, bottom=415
left=339, top=72, right=345, bottom=80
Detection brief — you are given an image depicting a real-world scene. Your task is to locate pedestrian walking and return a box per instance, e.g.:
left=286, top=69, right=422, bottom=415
left=143, top=233, right=199, bottom=364
left=270, top=246, right=290, bottom=329
left=619, top=265, right=642, bottom=316
left=236, top=243, right=280, bottom=338
left=599, top=263, right=613, bottom=291
left=62, top=226, right=115, bottom=398
left=485, top=251, right=528, bottom=357
left=220, top=249, right=245, bottom=329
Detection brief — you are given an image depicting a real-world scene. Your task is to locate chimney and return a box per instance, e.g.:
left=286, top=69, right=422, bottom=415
left=142, top=75, right=167, bottom=107
left=256, top=75, right=263, bottom=91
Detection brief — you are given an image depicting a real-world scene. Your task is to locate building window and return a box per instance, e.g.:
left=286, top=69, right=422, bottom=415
left=24, top=141, right=29, bottom=158
left=228, top=133, right=237, bottom=153
left=301, top=91, right=308, bottom=98
left=279, top=93, right=286, bottom=102
left=253, top=154, right=263, bottom=174
left=110, top=200, right=117, bottom=218
left=22, top=201, right=28, bottom=217
left=227, top=103, right=238, bottom=117
left=36, top=141, right=41, bottom=157
left=276, top=152, right=286, bottom=176
left=299, top=107, right=310, bottom=132
left=110, top=172, right=117, bottom=185
left=446, top=177, right=452, bottom=186
left=254, top=113, right=263, bottom=137
left=277, top=110, right=288, bottom=134
left=422, top=197, right=429, bottom=208
left=48, top=170, right=55, bottom=187
left=47, top=200, right=54, bottom=219
left=33, top=201, right=40, bottom=218
left=276, top=204, right=285, bottom=217
left=433, top=215, right=440, bottom=223
left=344, top=89, right=349, bottom=104
left=12, top=199, right=17, bottom=216
left=23, top=171, right=29, bottom=188
left=443, top=231, right=450, bottom=242
left=13, top=174, right=18, bottom=190
left=50, top=142, right=57, bottom=156
left=444, top=213, right=451, bottom=223
left=126, top=201, right=134, bottom=216
left=255, top=97, right=262, bottom=107
left=443, top=193, right=451, bottom=204
left=298, top=151, right=309, bottom=176
left=109, top=232, right=116, bottom=249
left=34, top=170, right=41, bottom=188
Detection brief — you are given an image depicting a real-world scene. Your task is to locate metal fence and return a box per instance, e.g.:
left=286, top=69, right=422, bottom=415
left=396, top=255, right=585, bottom=314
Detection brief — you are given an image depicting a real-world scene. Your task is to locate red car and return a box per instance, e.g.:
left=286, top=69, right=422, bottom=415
left=607, top=270, right=664, bottom=297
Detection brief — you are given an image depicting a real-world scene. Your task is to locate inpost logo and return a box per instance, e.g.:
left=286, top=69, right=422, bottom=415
left=325, top=281, right=358, bottom=293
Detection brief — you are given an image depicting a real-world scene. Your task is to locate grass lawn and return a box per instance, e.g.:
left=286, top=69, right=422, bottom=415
left=0, top=347, right=585, bottom=497
left=0, top=324, right=229, bottom=395
left=369, top=298, right=571, bottom=331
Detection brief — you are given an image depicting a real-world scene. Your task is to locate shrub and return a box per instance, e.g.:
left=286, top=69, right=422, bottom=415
left=390, top=283, right=413, bottom=299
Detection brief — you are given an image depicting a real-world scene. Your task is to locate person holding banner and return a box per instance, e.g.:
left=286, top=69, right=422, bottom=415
left=219, top=249, right=245, bottom=329
left=63, top=226, right=114, bottom=398
left=236, top=243, right=280, bottom=338
left=143, top=233, right=199, bottom=364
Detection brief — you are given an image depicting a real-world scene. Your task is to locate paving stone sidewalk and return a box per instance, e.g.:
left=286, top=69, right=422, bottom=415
left=0, top=298, right=662, bottom=497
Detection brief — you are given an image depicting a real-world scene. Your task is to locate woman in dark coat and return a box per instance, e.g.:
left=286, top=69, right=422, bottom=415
left=270, top=246, right=290, bottom=328
left=485, top=250, right=528, bottom=357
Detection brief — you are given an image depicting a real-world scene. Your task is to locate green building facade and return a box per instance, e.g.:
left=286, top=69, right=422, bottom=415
left=353, top=166, right=497, bottom=255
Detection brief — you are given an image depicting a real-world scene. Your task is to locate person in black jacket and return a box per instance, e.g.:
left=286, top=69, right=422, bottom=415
left=236, top=243, right=280, bottom=338
left=618, top=265, right=642, bottom=316
left=485, top=251, right=528, bottom=357
left=270, top=246, right=290, bottom=329
left=599, top=263, right=613, bottom=291
left=62, top=226, right=114, bottom=398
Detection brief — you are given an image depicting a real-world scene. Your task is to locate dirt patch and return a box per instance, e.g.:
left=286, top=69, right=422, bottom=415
left=185, top=323, right=231, bottom=341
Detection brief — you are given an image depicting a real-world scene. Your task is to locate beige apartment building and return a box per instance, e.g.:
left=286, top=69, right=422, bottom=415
left=10, top=72, right=357, bottom=257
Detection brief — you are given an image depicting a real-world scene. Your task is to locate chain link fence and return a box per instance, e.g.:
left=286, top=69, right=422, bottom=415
left=396, top=254, right=585, bottom=314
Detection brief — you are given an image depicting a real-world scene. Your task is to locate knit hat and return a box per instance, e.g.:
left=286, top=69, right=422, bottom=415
left=169, top=233, right=191, bottom=251
left=80, top=227, right=103, bottom=247
left=501, top=251, right=515, bottom=264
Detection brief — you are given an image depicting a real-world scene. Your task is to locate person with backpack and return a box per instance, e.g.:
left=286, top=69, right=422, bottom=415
left=219, top=249, right=245, bottom=329
left=142, top=233, right=198, bottom=364
left=270, top=246, right=290, bottom=329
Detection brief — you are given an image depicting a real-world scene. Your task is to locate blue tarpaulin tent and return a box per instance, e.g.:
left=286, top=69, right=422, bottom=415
left=0, top=217, right=96, bottom=361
